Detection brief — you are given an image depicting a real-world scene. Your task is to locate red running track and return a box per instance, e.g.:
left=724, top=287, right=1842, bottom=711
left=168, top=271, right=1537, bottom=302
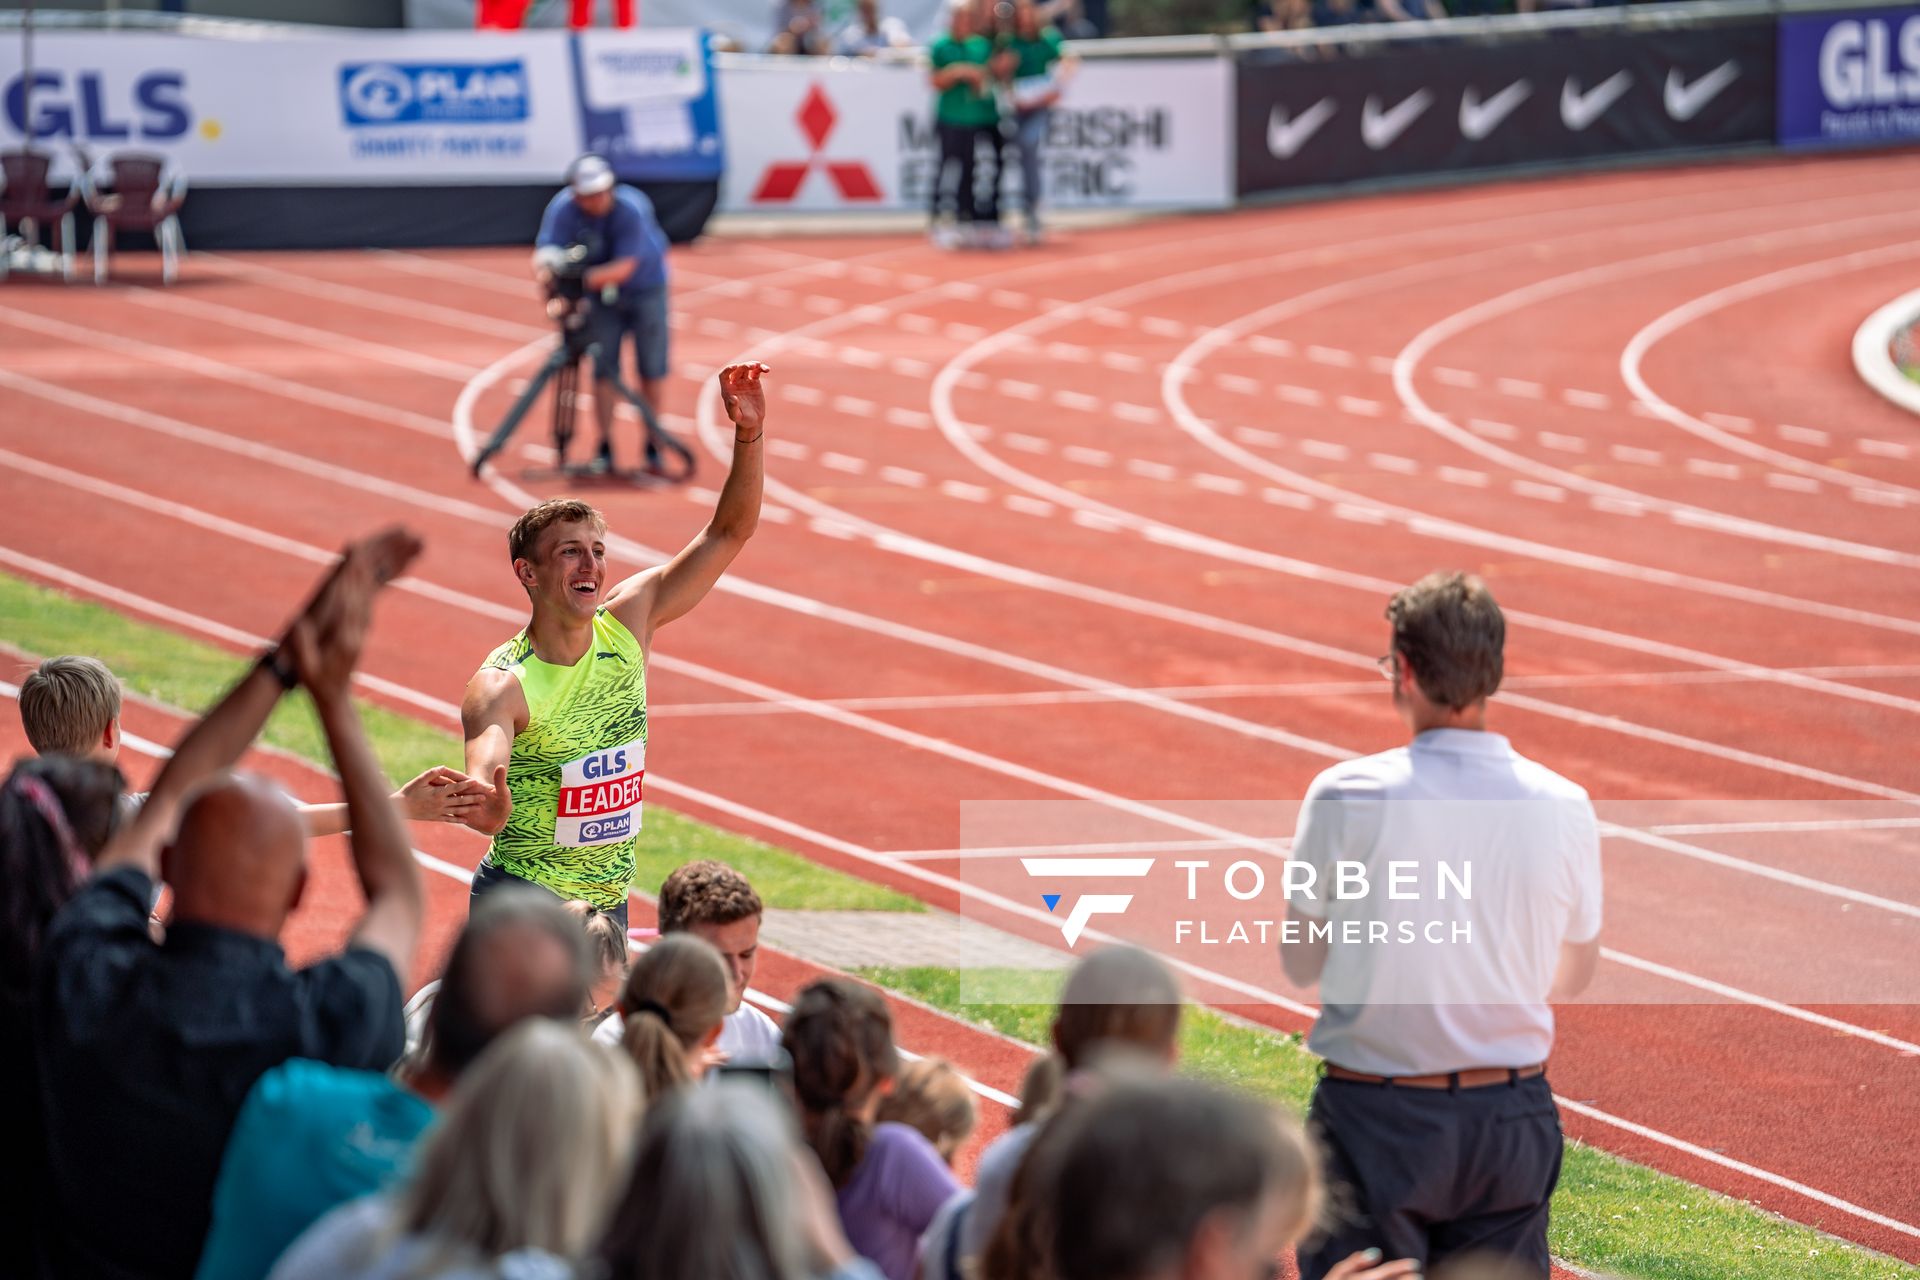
left=1, top=150, right=1917, bottom=1263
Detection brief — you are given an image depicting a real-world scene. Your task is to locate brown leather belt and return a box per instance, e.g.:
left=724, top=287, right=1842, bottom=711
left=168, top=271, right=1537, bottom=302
left=1325, top=1062, right=1546, bottom=1090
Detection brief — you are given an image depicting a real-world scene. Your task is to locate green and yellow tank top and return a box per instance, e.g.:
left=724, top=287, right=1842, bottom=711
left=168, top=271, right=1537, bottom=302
left=480, top=609, right=646, bottom=910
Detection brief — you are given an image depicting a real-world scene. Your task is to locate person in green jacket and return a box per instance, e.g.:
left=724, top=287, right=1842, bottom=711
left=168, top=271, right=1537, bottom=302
left=928, top=0, right=1005, bottom=247
left=997, top=0, right=1076, bottom=245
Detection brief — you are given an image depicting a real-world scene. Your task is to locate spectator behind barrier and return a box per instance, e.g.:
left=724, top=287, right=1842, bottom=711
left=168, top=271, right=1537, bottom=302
left=964, top=946, right=1183, bottom=1280
left=770, top=0, right=833, bottom=53
left=838, top=0, right=913, bottom=53
left=786, top=979, right=962, bottom=1280
left=617, top=932, right=731, bottom=1100
left=267, top=1021, right=642, bottom=1280
left=1032, top=1078, right=1419, bottom=1280
left=928, top=0, right=1007, bottom=249
left=567, top=898, right=631, bottom=1025
left=33, top=528, right=428, bottom=1280
left=0, top=755, right=124, bottom=1280
left=594, top=858, right=784, bottom=1062
left=598, top=1080, right=888, bottom=1280
left=194, top=889, right=595, bottom=1280
left=877, top=1056, right=977, bottom=1165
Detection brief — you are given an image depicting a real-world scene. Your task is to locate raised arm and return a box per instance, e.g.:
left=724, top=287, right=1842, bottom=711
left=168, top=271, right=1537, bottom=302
left=607, top=363, right=768, bottom=645
left=282, top=529, right=428, bottom=978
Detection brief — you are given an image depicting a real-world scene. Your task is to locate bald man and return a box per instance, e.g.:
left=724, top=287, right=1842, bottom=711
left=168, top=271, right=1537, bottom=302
left=33, top=529, right=427, bottom=1280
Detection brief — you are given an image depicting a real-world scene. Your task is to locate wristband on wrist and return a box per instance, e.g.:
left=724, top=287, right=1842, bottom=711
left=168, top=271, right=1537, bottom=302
left=735, top=429, right=764, bottom=445
left=262, top=647, right=298, bottom=691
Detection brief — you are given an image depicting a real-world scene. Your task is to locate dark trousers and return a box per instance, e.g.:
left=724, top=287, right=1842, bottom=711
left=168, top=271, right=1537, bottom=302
left=1296, top=1073, right=1562, bottom=1279
left=931, top=121, right=1003, bottom=225
left=470, top=858, right=630, bottom=932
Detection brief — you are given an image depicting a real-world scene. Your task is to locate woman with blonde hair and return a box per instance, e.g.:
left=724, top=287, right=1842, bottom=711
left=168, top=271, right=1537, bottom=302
left=877, top=1057, right=976, bottom=1166
left=268, top=1021, right=642, bottom=1280
left=617, top=932, right=731, bottom=1099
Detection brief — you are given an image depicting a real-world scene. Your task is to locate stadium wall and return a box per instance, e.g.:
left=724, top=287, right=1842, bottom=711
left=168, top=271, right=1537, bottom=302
left=4, top=0, right=1920, bottom=249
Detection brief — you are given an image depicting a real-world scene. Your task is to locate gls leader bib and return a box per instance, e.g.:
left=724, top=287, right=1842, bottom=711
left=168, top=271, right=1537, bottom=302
left=558, top=738, right=646, bottom=846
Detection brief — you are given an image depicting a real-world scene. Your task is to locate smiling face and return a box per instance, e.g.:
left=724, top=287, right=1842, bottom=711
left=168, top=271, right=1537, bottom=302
left=515, top=518, right=608, bottom=620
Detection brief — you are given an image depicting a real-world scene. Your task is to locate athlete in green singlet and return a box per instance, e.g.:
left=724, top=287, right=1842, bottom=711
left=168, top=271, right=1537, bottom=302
left=459, top=363, right=770, bottom=926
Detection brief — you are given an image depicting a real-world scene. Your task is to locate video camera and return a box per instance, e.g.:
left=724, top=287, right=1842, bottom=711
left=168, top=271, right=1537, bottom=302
left=534, top=241, right=599, bottom=329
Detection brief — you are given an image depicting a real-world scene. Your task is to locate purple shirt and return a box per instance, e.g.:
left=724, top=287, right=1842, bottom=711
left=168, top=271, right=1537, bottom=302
left=836, top=1122, right=962, bottom=1280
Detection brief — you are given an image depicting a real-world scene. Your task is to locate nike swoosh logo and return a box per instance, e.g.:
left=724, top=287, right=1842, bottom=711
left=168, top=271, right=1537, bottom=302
left=1361, top=89, right=1433, bottom=151
left=1665, top=61, right=1738, bottom=122
left=1459, top=80, right=1532, bottom=141
left=1560, top=71, right=1631, bottom=131
left=1267, top=98, right=1337, bottom=159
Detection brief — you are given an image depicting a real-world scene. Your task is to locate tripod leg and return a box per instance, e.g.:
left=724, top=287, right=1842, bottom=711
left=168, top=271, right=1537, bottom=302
left=552, top=355, right=577, bottom=464
left=588, top=342, right=696, bottom=480
left=471, top=342, right=572, bottom=476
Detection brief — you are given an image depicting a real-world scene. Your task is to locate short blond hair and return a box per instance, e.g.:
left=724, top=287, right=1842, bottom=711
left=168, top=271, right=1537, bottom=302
left=877, top=1057, right=976, bottom=1161
left=19, top=656, right=121, bottom=756
left=508, top=498, right=605, bottom=564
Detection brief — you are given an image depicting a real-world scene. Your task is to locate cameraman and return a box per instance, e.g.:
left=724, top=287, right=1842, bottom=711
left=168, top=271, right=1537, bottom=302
left=533, top=155, right=672, bottom=473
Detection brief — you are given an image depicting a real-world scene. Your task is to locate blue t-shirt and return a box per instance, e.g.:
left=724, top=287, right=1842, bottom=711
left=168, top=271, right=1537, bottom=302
left=536, top=184, right=670, bottom=298
left=194, top=1059, right=435, bottom=1280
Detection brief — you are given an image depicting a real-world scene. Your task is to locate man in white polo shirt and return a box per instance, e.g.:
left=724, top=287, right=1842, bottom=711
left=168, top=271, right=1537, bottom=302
left=1281, top=571, right=1602, bottom=1280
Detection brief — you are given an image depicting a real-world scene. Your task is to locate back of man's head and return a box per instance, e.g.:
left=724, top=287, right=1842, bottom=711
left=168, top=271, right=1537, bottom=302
left=163, top=773, right=308, bottom=938
left=657, top=859, right=763, bottom=934
left=1040, top=1077, right=1319, bottom=1280
left=20, top=656, right=122, bottom=760
left=1052, top=945, right=1183, bottom=1071
left=1386, top=571, right=1505, bottom=711
left=425, top=889, right=593, bottom=1079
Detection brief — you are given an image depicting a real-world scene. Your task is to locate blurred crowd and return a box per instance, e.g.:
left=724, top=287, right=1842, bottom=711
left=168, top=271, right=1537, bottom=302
left=766, top=0, right=1098, bottom=55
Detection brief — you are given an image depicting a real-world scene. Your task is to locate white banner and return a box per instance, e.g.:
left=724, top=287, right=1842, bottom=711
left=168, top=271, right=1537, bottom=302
left=406, top=0, right=951, bottom=50
left=0, top=29, right=715, bottom=186
left=716, top=56, right=1232, bottom=213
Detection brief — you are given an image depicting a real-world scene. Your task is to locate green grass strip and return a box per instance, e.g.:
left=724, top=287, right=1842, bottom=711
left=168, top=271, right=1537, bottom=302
left=857, top=966, right=1919, bottom=1280
left=0, top=572, right=920, bottom=914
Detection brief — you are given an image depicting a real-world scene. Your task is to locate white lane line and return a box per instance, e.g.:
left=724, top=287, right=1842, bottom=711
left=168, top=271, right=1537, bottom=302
left=1337, top=396, right=1383, bottom=418
left=1366, top=355, right=1398, bottom=374
left=998, top=380, right=1043, bottom=401
left=1192, top=473, right=1247, bottom=495
left=1591, top=495, right=1649, bottom=517
left=939, top=479, right=990, bottom=503
left=1438, top=466, right=1489, bottom=488
left=1053, top=389, right=1103, bottom=412
left=897, top=313, right=937, bottom=334
left=1306, top=344, right=1355, bottom=367
left=956, top=371, right=993, bottom=391
left=1854, top=489, right=1910, bottom=507
left=1046, top=342, right=1093, bottom=362
left=1126, top=459, right=1178, bottom=481
left=1612, top=444, right=1664, bottom=465
left=819, top=452, right=868, bottom=475
left=1300, top=440, right=1349, bottom=461
left=1539, top=432, right=1588, bottom=454
left=890, top=356, right=934, bottom=378
left=1496, top=377, right=1545, bottom=399
left=941, top=280, right=982, bottom=300
left=1766, top=472, right=1821, bottom=493
left=1512, top=479, right=1567, bottom=503
left=1100, top=351, right=1147, bottom=374
left=1112, top=403, right=1162, bottom=424
left=1141, top=316, right=1189, bottom=339
left=989, top=289, right=1031, bottom=309
left=1684, top=458, right=1742, bottom=480
left=886, top=407, right=933, bottom=430
left=1002, top=432, right=1051, bottom=454
left=1062, top=445, right=1113, bottom=467
left=1235, top=426, right=1284, bottom=448
left=1434, top=367, right=1479, bottom=388
left=832, top=395, right=877, bottom=418
left=1217, top=373, right=1262, bottom=395
left=1333, top=503, right=1389, bottom=525
left=1858, top=438, right=1912, bottom=459
left=1702, top=411, right=1755, bottom=434
left=1367, top=453, right=1419, bottom=475
left=1248, top=335, right=1294, bottom=357
left=1071, top=509, right=1124, bottom=532
left=767, top=439, right=811, bottom=461
left=808, top=517, right=860, bottom=540
left=1004, top=494, right=1056, bottom=517
left=1777, top=424, right=1829, bottom=446
left=1467, top=418, right=1517, bottom=440
left=1563, top=388, right=1613, bottom=410
left=1262, top=487, right=1314, bottom=509
left=801, top=295, right=840, bottom=317
left=879, top=465, right=927, bottom=488
left=784, top=384, right=825, bottom=406
left=1277, top=385, right=1324, bottom=408
left=838, top=346, right=886, bottom=369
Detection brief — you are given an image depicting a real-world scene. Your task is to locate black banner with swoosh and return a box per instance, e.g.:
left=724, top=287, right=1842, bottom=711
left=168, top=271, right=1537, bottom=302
left=1236, top=21, right=1774, bottom=196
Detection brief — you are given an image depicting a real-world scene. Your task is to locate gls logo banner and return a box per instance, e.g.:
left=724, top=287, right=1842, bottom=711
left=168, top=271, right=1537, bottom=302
left=3, top=70, right=191, bottom=142
left=1023, top=858, right=1154, bottom=947
left=338, top=61, right=530, bottom=127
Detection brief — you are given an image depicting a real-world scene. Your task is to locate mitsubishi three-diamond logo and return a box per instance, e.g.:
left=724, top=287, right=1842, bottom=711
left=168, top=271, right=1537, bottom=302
left=1023, top=857, right=1155, bottom=947
left=751, top=83, right=883, bottom=204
